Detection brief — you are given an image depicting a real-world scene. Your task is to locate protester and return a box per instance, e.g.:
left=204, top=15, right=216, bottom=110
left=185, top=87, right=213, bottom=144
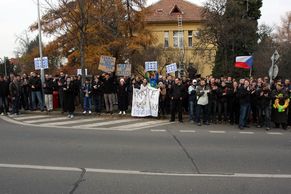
left=0, top=75, right=9, bottom=115
left=29, top=72, right=44, bottom=111
left=43, top=74, right=54, bottom=112
left=196, top=79, right=210, bottom=126
left=63, top=77, right=75, bottom=119
left=188, top=79, right=197, bottom=123
left=169, top=78, right=185, bottom=123
left=101, top=72, right=115, bottom=114
left=238, top=79, right=251, bottom=130
left=272, top=82, right=290, bottom=130
left=82, top=78, right=92, bottom=114
left=158, top=81, right=167, bottom=118
left=92, top=75, right=103, bottom=114
left=117, top=78, right=128, bottom=115
left=9, top=75, right=21, bottom=115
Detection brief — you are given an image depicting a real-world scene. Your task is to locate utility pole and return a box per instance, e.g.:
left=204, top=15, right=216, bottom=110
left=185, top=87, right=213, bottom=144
left=177, top=14, right=185, bottom=77
left=37, top=0, right=44, bottom=83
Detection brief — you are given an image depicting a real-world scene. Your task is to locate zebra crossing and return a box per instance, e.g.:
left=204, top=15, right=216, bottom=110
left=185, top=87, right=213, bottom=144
left=5, top=114, right=171, bottom=131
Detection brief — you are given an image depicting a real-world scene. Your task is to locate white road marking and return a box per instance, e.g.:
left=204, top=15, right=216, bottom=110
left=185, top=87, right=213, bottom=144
left=180, top=130, right=196, bottom=133
left=14, top=115, right=49, bottom=121
left=267, top=132, right=283, bottom=135
left=151, top=129, right=167, bottom=132
left=24, top=117, right=68, bottom=124
left=41, top=118, right=101, bottom=126
left=209, top=130, right=226, bottom=134
left=239, top=132, right=255, bottom=134
left=74, top=119, right=136, bottom=128
left=1, top=163, right=291, bottom=179
left=111, top=120, right=169, bottom=130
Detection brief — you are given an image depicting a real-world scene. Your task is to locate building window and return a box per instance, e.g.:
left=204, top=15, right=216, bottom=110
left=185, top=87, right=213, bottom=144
left=164, top=31, right=169, bottom=48
left=188, top=31, right=193, bottom=47
left=173, top=31, right=183, bottom=48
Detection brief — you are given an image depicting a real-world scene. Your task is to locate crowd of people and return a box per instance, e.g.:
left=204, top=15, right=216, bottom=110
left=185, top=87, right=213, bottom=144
left=0, top=71, right=290, bottom=130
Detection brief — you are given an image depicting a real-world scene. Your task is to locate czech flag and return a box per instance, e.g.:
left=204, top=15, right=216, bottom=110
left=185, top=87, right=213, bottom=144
left=235, top=56, right=253, bottom=69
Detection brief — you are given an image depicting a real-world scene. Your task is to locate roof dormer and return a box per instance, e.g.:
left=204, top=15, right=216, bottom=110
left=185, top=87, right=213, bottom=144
left=170, top=4, right=183, bottom=15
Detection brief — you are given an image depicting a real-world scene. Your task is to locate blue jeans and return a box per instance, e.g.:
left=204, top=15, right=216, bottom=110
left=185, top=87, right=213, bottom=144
left=189, top=100, right=197, bottom=122
left=83, top=96, right=92, bottom=111
left=197, top=104, right=209, bottom=123
left=239, top=103, right=250, bottom=127
left=31, top=91, right=44, bottom=110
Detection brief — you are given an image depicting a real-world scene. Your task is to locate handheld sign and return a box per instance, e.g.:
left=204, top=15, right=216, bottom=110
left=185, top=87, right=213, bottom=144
left=145, top=61, right=158, bottom=72
left=166, top=63, right=177, bottom=74
left=99, top=56, right=116, bottom=72
left=116, top=64, right=131, bottom=77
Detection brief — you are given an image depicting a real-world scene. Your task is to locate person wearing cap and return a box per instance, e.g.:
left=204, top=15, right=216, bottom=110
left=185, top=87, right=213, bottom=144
left=271, top=82, right=289, bottom=130
left=188, top=79, right=198, bottom=123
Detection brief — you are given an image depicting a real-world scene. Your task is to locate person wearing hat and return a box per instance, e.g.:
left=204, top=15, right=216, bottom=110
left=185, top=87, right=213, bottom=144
left=117, top=78, right=128, bottom=115
left=271, top=82, right=289, bottom=130
left=188, top=79, right=198, bottom=123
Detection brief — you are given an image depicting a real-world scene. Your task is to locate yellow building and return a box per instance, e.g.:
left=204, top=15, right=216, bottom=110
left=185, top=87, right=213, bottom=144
left=145, top=0, right=215, bottom=77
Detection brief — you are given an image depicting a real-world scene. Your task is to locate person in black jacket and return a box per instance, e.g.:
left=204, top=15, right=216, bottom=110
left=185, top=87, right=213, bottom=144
left=169, top=78, right=185, bottom=122
left=100, top=72, right=116, bottom=114
left=117, top=78, right=128, bottom=115
left=63, top=77, right=75, bottom=118
left=0, top=74, right=9, bottom=115
left=29, top=72, right=44, bottom=111
left=43, top=74, right=54, bottom=112
left=257, top=83, right=272, bottom=130
left=92, top=75, right=103, bottom=114
left=238, top=79, right=251, bottom=130
left=9, top=75, right=21, bottom=115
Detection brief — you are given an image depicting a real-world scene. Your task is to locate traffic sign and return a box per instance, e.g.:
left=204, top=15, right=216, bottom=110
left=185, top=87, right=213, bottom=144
left=34, top=57, right=48, bottom=70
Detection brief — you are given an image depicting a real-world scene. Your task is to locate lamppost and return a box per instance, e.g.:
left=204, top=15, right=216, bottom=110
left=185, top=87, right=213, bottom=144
left=37, top=0, right=44, bottom=83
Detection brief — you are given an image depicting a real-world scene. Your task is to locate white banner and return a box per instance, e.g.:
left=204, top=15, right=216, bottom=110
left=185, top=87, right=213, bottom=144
left=145, top=61, right=158, bottom=72
left=131, top=87, right=160, bottom=117
left=166, top=63, right=177, bottom=74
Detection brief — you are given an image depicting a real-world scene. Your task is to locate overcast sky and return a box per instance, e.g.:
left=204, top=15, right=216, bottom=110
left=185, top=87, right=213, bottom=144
left=0, top=0, right=290, bottom=58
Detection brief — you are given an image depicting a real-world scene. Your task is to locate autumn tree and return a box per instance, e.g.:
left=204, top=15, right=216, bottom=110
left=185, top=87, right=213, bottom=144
left=30, top=0, right=154, bottom=76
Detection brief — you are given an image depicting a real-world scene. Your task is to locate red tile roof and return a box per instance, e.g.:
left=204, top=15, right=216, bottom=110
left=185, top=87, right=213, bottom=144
left=145, top=0, right=203, bottom=23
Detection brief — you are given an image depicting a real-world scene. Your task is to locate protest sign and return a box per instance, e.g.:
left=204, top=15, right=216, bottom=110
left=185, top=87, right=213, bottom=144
left=166, top=63, right=177, bottom=74
left=145, top=61, right=158, bottom=72
left=116, top=63, right=132, bottom=77
left=99, top=55, right=116, bottom=72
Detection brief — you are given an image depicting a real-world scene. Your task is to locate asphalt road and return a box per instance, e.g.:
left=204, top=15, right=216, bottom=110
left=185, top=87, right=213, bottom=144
left=0, top=116, right=291, bottom=194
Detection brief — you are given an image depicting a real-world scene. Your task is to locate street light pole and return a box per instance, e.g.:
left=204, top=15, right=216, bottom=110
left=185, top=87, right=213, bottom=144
left=37, top=0, right=44, bottom=83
